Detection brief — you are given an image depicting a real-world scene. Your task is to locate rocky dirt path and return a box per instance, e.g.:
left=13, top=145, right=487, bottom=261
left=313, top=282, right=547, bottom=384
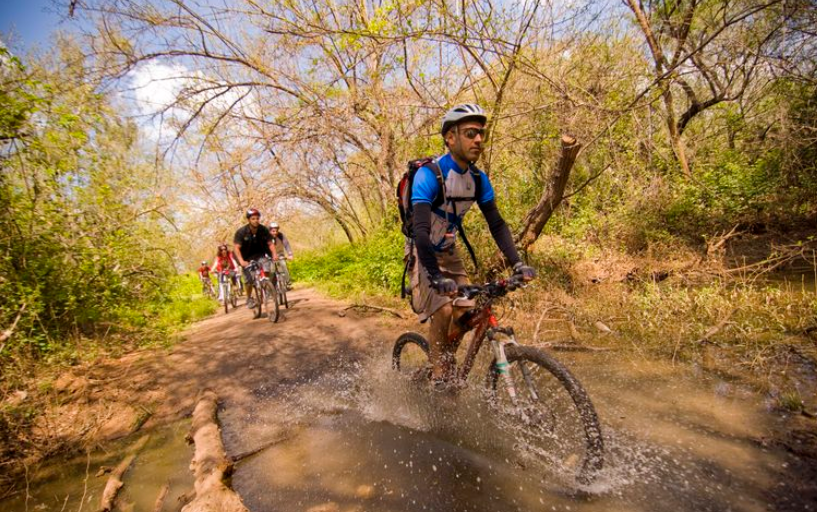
left=114, top=288, right=409, bottom=434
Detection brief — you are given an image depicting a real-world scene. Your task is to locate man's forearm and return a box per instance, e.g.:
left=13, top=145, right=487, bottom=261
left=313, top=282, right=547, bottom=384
left=412, top=203, right=443, bottom=277
left=479, top=200, right=521, bottom=266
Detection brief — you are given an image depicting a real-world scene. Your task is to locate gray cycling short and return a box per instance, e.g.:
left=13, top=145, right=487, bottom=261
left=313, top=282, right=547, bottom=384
left=409, top=245, right=474, bottom=323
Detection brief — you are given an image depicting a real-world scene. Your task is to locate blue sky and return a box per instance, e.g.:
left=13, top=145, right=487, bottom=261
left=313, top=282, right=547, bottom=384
left=0, top=0, right=67, bottom=51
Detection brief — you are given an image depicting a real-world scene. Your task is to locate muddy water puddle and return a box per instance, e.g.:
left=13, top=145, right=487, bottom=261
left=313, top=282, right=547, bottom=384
left=231, top=353, right=815, bottom=512
left=1, top=420, right=193, bottom=512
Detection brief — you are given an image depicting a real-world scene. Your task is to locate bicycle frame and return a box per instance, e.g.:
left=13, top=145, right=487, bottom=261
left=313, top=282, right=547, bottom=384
left=454, top=299, right=497, bottom=381
left=451, top=280, right=534, bottom=406
left=218, top=271, right=232, bottom=295
left=248, top=258, right=274, bottom=298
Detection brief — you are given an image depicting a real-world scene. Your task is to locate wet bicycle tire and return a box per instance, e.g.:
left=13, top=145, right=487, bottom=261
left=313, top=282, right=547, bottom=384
left=488, top=345, right=604, bottom=484
left=392, top=331, right=431, bottom=380
left=264, top=281, right=280, bottom=323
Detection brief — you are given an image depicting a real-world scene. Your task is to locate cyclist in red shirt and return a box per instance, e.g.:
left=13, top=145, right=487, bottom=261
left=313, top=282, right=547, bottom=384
left=197, top=261, right=215, bottom=297
left=211, top=245, right=239, bottom=302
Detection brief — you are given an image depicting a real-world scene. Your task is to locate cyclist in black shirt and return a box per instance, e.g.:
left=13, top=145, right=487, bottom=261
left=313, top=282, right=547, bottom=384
left=233, top=208, right=279, bottom=308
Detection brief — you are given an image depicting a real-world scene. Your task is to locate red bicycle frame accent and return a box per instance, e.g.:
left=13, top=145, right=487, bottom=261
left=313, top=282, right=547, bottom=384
left=453, top=304, right=496, bottom=381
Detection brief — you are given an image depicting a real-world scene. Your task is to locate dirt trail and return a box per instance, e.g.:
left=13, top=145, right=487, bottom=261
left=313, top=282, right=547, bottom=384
left=106, top=288, right=410, bottom=432
left=5, top=287, right=817, bottom=512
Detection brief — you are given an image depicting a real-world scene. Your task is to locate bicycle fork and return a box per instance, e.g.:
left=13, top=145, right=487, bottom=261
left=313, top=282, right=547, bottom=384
left=488, top=327, right=539, bottom=408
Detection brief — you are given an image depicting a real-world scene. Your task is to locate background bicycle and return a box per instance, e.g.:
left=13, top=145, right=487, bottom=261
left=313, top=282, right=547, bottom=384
left=217, top=270, right=238, bottom=313
left=200, top=274, right=215, bottom=299
left=247, top=257, right=281, bottom=323
left=275, top=256, right=289, bottom=309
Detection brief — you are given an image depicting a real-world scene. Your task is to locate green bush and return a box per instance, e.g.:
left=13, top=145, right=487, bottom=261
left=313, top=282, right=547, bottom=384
left=292, top=224, right=405, bottom=298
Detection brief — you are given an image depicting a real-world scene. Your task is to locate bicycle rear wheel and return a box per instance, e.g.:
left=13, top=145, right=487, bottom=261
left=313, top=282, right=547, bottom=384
left=230, top=287, right=238, bottom=308
left=392, top=332, right=431, bottom=382
left=264, top=281, right=280, bottom=323
left=487, top=345, right=604, bottom=484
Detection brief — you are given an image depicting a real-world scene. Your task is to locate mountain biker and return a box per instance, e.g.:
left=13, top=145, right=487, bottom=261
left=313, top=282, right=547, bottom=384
left=233, top=208, right=279, bottom=309
left=268, top=222, right=294, bottom=289
left=197, top=261, right=215, bottom=296
left=409, top=103, right=536, bottom=386
left=212, top=244, right=239, bottom=302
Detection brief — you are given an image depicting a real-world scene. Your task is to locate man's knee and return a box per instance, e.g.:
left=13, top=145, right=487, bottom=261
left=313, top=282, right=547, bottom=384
left=434, top=302, right=454, bottom=322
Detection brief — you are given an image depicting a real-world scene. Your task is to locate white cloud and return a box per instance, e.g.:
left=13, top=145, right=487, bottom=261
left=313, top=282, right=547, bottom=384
left=126, top=61, right=196, bottom=141
left=126, top=61, right=258, bottom=142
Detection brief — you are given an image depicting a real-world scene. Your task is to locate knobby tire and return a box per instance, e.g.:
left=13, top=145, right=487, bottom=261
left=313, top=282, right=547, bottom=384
left=253, top=284, right=263, bottom=319
left=392, top=332, right=429, bottom=369
left=490, top=345, right=604, bottom=484
left=265, top=281, right=280, bottom=323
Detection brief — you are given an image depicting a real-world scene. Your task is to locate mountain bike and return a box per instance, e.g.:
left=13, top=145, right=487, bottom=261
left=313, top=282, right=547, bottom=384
left=246, top=257, right=280, bottom=323
left=200, top=274, right=215, bottom=299
left=235, top=270, right=245, bottom=295
left=392, top=274, right=604, bottom=484
left=217, top=270, right=238, bottom=314
left=274, top=256, right=289, bottom=309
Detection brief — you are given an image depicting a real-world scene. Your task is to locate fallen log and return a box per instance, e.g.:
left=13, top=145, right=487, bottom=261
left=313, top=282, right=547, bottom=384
left=98, top=435, right=150, bottom=512
left=181, top=390, right=249, bottom=512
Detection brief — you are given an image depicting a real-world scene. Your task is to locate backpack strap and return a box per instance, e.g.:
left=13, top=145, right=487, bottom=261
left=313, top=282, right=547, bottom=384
left=444, top=166, right=481, bottom=271
left=424, top=161, right=445, bottom=210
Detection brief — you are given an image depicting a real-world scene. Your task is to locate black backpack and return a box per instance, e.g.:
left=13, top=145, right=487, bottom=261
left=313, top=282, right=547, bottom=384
left=396, top=157, right=481, bottom=298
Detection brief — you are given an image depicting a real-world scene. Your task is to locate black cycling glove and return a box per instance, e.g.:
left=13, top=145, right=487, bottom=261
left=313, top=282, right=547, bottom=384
left=513, top=262, right=537, bottom=281
left=431, top=274, right=458, bottom=295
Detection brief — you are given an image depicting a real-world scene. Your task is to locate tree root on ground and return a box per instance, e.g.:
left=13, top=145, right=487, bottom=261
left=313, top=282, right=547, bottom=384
left=153, top=482, right=170, bottom=512
left=181, top=390, right=249, bottom=512
left=98, top=434, right=150, bottom=512
left=230, top=431, right=296, bottom=464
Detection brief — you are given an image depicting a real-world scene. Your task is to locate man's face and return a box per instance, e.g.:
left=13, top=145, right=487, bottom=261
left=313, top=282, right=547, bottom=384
left=445, top=120, right=485, bottom=163
left=248, top=215, right=260, bottom=227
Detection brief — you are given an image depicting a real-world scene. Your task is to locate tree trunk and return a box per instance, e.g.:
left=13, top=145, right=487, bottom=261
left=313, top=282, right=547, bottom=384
left=662, top=88, right=692, bottom=176
left=515, top=135, right=581, bottom=252
left=335, top=214, right=356, bottom=244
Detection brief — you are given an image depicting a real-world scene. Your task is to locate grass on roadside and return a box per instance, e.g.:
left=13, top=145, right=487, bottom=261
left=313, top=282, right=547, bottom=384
left=291, top=226, right=406, bottom=307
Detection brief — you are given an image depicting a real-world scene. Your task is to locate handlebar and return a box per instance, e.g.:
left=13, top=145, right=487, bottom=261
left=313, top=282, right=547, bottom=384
left=457, top=274, right=527, bottom=300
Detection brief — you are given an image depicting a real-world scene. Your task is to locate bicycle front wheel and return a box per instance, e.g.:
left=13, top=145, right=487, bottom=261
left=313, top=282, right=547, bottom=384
left=253, top=284, right=263, bottom=319
left=278, top=277, right=289, bottom=309
left=222, top=283, right=229, bottom=314
left=264, top=281, right=280, bottom=323
left=487, top=345, right=604, bottom=484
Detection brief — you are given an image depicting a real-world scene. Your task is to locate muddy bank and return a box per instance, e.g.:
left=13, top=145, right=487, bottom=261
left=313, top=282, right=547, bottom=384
left=1, top=288, right=407, bottom=499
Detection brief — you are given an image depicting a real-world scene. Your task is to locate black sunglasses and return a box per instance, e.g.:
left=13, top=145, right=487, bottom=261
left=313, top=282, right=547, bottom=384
left=459, top=127, right=485, bottom=139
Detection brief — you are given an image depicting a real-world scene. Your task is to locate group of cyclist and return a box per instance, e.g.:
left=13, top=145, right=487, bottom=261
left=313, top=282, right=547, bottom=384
left=197, top=211, right=294, bottom=309
left=196, top=104, right=534, bottom=387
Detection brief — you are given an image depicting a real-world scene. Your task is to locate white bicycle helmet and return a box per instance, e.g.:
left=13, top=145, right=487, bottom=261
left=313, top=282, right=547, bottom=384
left=269, top=222, right=279, bottom=229
left=441, top=103, right=487, bottom=135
